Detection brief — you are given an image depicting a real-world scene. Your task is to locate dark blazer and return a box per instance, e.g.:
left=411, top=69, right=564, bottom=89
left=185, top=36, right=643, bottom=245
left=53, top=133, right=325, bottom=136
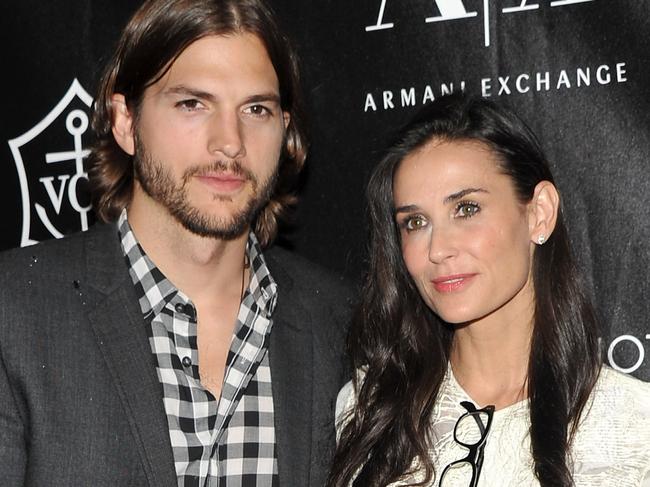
left=0, top=223, right=351, bottom=486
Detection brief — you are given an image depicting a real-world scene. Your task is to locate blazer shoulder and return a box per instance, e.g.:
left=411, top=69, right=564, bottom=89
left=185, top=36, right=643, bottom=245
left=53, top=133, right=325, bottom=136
left=0, top=223, right=118, bottom=282
left=263, top=245, right=354, bottom=303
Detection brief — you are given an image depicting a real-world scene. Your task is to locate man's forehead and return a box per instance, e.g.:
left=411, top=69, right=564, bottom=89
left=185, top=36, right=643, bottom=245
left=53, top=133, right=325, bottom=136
left=175, top=33, right=273, bottom=69
left=157, top=33, right=279, bottom=89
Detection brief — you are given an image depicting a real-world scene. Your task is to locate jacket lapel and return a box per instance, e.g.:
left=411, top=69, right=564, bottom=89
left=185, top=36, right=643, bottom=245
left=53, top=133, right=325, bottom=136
left=82, top=224, right=177, bottom=487
left=79, top=226, right=317, bottom=485
left=267, top=253, right=314, bottom=486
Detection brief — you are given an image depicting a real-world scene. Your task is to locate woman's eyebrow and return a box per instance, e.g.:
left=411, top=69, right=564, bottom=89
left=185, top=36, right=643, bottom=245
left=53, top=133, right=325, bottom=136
left=394, top=204, right=419, bottom=215
left=443, top=187, right=488, bottom=204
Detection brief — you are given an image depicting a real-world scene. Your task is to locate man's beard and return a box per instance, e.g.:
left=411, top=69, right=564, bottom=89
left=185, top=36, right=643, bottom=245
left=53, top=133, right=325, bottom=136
left=133, top=136, right=278, bottom=240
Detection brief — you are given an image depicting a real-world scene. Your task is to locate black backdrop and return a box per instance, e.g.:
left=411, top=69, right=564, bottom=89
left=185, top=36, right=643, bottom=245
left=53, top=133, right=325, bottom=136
left=1, top=1, right=649, bottom=380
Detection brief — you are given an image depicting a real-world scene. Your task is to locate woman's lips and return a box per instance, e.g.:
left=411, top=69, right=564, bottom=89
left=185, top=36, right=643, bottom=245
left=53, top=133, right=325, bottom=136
left=431, top=274, right=477, bottom=293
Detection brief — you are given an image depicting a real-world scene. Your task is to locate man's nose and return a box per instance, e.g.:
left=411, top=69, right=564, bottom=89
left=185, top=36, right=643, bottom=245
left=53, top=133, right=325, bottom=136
left=207, top=110, right=246, bottom=159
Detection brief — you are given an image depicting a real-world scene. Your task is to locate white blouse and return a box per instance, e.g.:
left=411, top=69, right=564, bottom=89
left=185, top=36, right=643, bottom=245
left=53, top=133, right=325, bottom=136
left=336, top=366, right=650, bottom=486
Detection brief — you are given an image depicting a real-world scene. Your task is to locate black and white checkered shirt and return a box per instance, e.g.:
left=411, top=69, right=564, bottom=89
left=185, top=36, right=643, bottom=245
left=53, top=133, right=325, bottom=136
left=118, top=211, right=279, bottom=487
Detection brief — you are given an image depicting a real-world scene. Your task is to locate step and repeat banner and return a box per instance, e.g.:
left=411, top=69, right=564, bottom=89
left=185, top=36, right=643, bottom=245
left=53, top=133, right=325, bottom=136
left=1, top=1, right=649, bottom=379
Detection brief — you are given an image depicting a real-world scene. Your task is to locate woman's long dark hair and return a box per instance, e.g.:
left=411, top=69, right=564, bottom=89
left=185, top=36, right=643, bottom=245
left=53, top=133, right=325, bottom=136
left=328, top=94, right=601, bottom=486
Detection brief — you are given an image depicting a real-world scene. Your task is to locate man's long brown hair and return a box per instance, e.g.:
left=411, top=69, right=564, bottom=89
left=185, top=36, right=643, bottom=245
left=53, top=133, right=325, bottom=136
left=88, top=0, right=307, bottom=246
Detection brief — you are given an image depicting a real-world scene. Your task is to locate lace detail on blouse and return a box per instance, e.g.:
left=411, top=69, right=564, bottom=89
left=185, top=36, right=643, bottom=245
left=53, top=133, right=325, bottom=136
left=336, top=366, right=650, bottom=486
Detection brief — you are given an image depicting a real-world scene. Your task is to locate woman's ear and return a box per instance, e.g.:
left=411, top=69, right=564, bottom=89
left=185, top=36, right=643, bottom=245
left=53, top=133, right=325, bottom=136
left=528, top=181, right=560, bottom=245
left=111, top=94, right=135, bottom=155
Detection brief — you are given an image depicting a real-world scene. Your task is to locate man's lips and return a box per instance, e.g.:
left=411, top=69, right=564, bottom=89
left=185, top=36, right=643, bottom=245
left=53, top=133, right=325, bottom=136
left=195, top=173, right=247, bottom=192
left=431, top=273, right=477, bottom=293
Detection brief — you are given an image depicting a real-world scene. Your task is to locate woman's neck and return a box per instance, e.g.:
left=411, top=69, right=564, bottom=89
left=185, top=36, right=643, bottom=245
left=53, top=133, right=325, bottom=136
left=449, top=312, right=533, bottom=410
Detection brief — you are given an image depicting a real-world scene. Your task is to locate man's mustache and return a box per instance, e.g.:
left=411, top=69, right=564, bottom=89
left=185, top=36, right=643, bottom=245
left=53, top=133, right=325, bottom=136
left=182, top=160, right=256, bottom=184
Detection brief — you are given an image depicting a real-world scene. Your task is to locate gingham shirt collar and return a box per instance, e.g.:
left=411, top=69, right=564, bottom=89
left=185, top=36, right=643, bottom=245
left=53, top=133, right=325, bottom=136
left=118, top=211, right=277, bottom=323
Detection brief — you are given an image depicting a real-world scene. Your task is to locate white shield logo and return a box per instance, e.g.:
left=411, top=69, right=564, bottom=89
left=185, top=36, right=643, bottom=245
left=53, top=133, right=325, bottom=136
left=8, top=79, right=94, bottom=247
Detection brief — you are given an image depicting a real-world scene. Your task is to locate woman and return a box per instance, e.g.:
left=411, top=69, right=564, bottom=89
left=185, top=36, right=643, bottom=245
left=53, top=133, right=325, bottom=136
left=328, top=94, right=650, bottom=486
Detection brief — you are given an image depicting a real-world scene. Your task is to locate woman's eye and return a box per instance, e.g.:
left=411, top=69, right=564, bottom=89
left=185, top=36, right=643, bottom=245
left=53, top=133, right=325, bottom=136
left=455, top=201, right=480, bottom=218
left=402, top=216, right=428, bottom=232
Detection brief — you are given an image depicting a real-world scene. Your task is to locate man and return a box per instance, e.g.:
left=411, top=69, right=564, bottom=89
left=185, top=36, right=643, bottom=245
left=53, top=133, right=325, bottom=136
left=0, top=1, right=350, bottom=485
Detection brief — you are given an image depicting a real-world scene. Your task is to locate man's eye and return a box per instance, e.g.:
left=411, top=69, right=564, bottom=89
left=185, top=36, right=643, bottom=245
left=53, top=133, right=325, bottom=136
left=455, top=201, right=480, bottom=218
left=176, top=99, right=203, bottom=111
left=244, top=104, right=271, bottom=117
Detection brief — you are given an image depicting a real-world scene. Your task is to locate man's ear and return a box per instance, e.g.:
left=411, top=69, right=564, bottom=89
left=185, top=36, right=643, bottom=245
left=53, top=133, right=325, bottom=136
left=528, top=180, right=560, bottom=245
left=282, top=111, right=290, bottom=130
left=111, top=94, right=135, bottom=155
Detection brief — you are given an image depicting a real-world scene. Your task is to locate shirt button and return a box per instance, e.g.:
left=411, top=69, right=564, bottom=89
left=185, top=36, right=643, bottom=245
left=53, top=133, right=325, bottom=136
left=174, top=303, right=196, bottom=320
left=182, top=356, right=192, bottom=367
left=184, top=304, right=196, bottom=320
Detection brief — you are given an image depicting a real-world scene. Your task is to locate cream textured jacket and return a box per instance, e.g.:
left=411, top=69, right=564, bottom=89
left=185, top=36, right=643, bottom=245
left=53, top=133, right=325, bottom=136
left=336, top=366, right=650, bottom=486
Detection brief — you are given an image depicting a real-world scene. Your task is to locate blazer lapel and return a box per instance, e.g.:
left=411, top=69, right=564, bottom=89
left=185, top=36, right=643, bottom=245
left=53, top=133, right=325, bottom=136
left=82, top=224, right=176, bottom=487
left=268, top=257, right=314, bottom=486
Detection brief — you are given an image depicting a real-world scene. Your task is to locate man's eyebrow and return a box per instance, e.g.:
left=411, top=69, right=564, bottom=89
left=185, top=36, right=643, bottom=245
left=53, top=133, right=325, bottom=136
left=162, top=86, right=281, bottom=105
left=443, top=187, right=488, bottom=204
left=243, top=93, right=281, bottom=105
left=163, top=85, right=217, bottom=102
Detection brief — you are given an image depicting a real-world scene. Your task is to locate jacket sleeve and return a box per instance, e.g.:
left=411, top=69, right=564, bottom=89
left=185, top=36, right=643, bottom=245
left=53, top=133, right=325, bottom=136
left=0, top=344, right=27, bottom=486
